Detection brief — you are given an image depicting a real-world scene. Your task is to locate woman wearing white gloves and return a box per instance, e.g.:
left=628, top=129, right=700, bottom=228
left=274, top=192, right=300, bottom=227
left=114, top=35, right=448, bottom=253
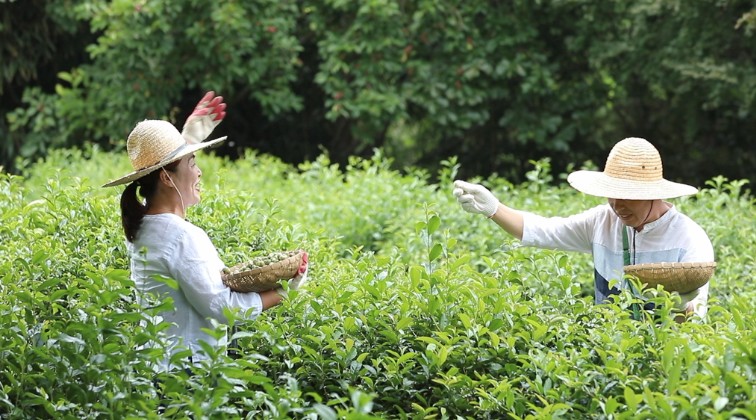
left=453, top=138, right=714, bottom=320
left=103, top=93, right=308, bottom=368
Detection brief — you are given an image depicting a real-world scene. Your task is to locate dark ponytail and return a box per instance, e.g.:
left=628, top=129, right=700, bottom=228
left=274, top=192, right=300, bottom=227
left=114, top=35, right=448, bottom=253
left=120, top=171, right=160, bottom=242
left=120, top=162, right=180, bottom=242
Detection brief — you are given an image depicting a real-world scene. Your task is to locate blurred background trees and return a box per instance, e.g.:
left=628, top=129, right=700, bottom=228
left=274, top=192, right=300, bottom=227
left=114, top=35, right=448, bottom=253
left=1, top=0, right=754, bottom=187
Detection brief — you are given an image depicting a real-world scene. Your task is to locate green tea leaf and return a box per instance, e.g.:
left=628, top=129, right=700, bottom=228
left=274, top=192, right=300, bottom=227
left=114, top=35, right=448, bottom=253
left=427, top=215, right=441, bottom=235
left=429, top=243, right=443, bottom=262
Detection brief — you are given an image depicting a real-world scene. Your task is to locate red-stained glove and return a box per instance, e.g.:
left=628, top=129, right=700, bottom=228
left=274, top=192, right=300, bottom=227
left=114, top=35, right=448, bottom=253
left=289, top=251, right=309, bottom=290
left=181, top=91, right=227, bottom=144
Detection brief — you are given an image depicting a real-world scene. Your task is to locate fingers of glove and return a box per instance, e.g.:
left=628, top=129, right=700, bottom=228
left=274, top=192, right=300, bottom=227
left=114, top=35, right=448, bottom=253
left=190, top=92, right=225, bottom=116
left=298, top=251, right=309, bottom=274
left=456, top=193, right=477, bottom=206
left=211, top=103, right=227, bottom=121
left=453, top=180, right=478, bottom=192
left=452, top=187, right=464, bottom=198
left=457, top=195, right=483, bottom=214
left=454, top=180, right=492, bottom=199
left=190, top=91, right=216, bottom=114
left=469, top=185, right=492, bottom=199
left=196, top=91, right=215, bottom=107
left=198, top=96, right=226, bottom=122
left=201, top=96, right=223, bottom=113
left=206, top=95, right=223, bottom=108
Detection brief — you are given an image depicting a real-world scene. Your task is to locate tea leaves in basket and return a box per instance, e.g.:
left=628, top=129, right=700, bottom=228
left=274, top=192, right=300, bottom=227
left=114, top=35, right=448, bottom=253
left=221, top=250, right=304, bottom=293
left=235, top=251, right=300, bottom=273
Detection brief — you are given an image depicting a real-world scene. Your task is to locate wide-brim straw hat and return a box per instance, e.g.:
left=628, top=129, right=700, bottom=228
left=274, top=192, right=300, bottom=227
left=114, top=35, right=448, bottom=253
left=102, top=120, right=226, bottom=188
left=567, top=137, right=698, bottom=200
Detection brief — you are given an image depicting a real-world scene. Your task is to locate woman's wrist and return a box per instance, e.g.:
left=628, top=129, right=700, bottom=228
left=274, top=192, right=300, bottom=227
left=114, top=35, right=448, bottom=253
left=487, top=204, right=499, bottom=219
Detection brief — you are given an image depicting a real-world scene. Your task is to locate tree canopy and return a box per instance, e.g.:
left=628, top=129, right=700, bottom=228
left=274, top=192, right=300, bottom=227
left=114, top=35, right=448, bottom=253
left=1, top=0, right=754, bottom=187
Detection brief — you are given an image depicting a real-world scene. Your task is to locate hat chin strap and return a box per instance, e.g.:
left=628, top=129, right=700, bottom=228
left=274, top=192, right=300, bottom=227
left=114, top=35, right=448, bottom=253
left=162, top=168, right=186, bottom=217
left=635, top=200, right=655, bottom=232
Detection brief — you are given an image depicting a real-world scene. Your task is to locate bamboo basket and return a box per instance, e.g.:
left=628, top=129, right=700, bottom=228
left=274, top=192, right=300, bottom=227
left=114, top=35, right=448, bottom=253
left=222, top=250, right=306, bottom=293
left=623, top=261, right=716, bottom=294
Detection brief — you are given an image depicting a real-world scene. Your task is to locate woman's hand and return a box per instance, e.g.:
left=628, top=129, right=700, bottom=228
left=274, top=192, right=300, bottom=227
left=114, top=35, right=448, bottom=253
left=452, top=180, right=500, bottom=218
left=289, top=251, right=309, bottom=290
left=182, top=91, right=227, bottom=144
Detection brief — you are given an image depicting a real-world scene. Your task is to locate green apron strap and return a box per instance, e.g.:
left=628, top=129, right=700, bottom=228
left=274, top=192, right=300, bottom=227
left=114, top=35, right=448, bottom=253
left=622, top=226, right=641, bottom=320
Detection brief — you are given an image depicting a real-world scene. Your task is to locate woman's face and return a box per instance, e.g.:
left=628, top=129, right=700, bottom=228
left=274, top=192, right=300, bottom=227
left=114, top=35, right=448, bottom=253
left=170, top=154, right=203, bottom=207
left=607, top=198, right=654, bottom=228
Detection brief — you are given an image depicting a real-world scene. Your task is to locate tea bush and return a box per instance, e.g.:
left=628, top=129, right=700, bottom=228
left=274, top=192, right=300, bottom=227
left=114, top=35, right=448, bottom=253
left=0, top=149, right=754, bottom=418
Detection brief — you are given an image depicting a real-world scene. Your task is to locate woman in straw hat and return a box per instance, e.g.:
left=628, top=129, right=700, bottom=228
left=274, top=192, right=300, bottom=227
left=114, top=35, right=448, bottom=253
left=453, top=137, right=714, bottom=320
left=103, top=92, right=308, bottom=368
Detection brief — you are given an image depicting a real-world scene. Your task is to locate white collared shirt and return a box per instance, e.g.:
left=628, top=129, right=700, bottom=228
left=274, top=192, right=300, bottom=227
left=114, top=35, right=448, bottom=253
left=521, top=204, right=714, bottom=318
left=127, top=213, right=262, bottom=368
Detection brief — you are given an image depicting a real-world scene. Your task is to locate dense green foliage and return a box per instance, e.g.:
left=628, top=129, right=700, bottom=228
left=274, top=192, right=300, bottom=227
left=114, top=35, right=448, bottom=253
left=2, top=0, right=755, bottom=187
left=1, top=149, right=754, bottom=418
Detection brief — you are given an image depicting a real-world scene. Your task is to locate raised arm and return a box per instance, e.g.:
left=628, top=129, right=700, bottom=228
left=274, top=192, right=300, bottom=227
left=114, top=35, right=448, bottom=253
left=452, top=180, right=524, bottom=240
left=181, top=91, right=227, bottom=144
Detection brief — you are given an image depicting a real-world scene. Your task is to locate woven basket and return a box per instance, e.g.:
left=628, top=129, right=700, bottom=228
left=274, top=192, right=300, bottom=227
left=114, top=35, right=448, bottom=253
left=624, top=261, right=716, bottom=294
left=222, top=250, right=305, bottom=293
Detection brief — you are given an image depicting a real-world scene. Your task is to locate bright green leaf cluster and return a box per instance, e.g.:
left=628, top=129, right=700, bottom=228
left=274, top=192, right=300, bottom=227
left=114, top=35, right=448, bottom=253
left=1, top=148, right=754, bottom=417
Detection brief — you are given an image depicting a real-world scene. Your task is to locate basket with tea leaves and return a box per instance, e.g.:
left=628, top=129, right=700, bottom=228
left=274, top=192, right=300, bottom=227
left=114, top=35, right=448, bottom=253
left=222, top=250, right=307, bottom=292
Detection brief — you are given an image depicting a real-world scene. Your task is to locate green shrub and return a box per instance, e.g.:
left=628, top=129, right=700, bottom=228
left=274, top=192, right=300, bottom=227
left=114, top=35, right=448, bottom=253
left=1, top=150, right=753, bottom=418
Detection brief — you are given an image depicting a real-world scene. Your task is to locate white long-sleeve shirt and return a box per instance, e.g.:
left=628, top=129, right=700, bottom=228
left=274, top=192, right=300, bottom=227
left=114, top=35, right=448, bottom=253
left=520, top=204, right=714, bottom=318
left=127, top=213, right=263, bottom=368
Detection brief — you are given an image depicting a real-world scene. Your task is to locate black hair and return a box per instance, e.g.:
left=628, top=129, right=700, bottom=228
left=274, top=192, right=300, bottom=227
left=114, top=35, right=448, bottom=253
left=120, top=161, right=179, bottom=242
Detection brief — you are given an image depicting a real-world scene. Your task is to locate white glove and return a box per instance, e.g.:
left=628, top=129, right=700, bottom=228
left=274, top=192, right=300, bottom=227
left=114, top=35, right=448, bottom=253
left=289, top=268, right=308, bottom=290
left=288, top=251, right=309, bottom=290
left=678, top=282, right=709, bottom=319
left=452, top=180, right=500, bottom=218
left=181, top=91, right=227, bottom=144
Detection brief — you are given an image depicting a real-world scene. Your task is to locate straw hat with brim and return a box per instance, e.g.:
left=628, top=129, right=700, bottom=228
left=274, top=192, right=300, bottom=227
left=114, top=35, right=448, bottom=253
left=102, top=119, right=226, bottom=188
left=624, top=261, right=716, bottom=294
left=567, top=137, right=698, bottom=200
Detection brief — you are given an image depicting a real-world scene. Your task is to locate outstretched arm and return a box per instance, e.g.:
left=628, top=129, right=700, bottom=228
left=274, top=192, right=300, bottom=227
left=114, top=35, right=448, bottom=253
left=452, top=180, right=524, bottom=240
left=488, top=202, right=524, bottom=241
